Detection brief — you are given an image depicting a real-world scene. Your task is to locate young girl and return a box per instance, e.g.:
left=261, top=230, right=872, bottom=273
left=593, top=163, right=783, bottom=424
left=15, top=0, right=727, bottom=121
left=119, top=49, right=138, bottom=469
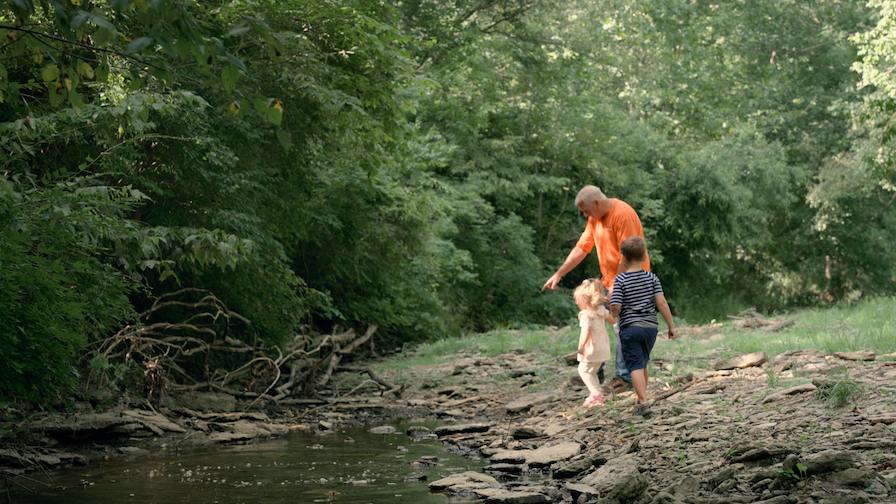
left=573, top=279, right=612, bottom=408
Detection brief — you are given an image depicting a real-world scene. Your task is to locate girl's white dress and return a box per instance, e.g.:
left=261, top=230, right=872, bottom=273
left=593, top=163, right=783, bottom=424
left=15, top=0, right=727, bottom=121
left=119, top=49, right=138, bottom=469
left=577, top=307, right=611, bottom=363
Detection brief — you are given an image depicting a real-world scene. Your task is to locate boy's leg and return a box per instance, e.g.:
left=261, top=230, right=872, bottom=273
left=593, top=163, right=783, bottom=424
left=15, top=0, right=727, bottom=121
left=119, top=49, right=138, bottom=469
left=613, top=322, right=631, bottom=383
left=620, top=326, right=649, bottom=405
left=631, top=368, right=648, bottom=404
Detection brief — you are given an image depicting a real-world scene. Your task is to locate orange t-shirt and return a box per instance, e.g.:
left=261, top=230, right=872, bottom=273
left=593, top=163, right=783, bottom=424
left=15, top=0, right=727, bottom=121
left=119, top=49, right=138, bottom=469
left=575, top=199, right=650, bottom=292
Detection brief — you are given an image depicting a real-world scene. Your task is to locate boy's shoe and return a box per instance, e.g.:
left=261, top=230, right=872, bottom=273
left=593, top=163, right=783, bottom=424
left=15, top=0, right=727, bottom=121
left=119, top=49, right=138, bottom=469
left=633, top=403, right=652, bottom=417
left=583, top=394, right=605, bottom=408
left=602, top=376, right=631, bottom=394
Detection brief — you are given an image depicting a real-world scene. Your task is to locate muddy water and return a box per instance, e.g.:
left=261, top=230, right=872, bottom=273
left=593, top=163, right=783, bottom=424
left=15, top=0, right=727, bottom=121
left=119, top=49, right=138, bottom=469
left=11, top=424, right=482, bottom=504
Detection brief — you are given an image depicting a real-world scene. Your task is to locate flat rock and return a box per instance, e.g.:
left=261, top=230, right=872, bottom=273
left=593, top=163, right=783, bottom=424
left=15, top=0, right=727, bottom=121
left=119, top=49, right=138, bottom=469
left=505, top=392, right=558, bottom=413
left=474, top=488, right=550, bottom=503
left=552, top=456, right=600, bottom=479
left=804, top=450, right=855, bottom=475
left=484, top=463, right=524, bottom=475
left=834, top=351, right=875, bottom=361
left=160, top=391, right=236, bottom=412
left=761, top=383, right=816, bottom=404
left=526, top=441, right=581, bottom=466
left=564, top=482, right=600, bottom=498
left=429, top=471, right=499, bottom=492
left=580, top=453, right=648, bottom=501
left=828, top=468, right=876, bottom=487
left=208, top=420, right=288, bottom=443
left=121, top=409, right=186, bottom=434
left=434, top=422, right=491, bottom=436
left=368, top=425, right=397, bottom=434
left=715, top=352, right=767, bottom=370
left=491, top=441, right=581, bottom=466
left=511, top=426, right=543, bottom=439
left=864, top=413, right=896, bottom=425
left=490, top=449, right=528, bottom=464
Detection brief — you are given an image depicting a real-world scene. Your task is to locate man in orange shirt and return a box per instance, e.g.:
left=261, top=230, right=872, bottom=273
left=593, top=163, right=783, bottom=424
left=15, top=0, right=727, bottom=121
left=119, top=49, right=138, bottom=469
left=543, top=185, right=650, bottom=390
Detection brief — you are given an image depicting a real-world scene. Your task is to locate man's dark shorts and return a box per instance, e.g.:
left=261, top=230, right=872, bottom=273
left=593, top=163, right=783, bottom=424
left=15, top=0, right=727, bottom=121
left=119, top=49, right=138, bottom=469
left=619, top=325, right=658, bottom=371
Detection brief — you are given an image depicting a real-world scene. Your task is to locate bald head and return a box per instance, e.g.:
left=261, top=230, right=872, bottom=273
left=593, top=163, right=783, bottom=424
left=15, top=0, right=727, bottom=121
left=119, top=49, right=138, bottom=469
left=575, top=185, right=606, bottom=207
left=576, top=185, right=613, bottom=219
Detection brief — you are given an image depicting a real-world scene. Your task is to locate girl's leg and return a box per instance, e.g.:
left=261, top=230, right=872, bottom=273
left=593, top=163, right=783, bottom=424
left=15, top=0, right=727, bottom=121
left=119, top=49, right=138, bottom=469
left=578, top=361, right=601, bottom=397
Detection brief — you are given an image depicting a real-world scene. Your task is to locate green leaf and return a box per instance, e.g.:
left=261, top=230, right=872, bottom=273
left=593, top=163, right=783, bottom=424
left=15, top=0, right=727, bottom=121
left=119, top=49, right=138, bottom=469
left=10, top=0, right=35, bottom=18
left=76, top=61, right=94, bottom=79
left=111, top=0, right=134, bottom=11
left=126, top=37, right=154, bottom=54
left=40, top=64, right=60, bottom=82
left=276, top=129, right=292, bottom=151
left=221, top=65, right=239, bottom=93
left=225, top=25, right=251, bottom=38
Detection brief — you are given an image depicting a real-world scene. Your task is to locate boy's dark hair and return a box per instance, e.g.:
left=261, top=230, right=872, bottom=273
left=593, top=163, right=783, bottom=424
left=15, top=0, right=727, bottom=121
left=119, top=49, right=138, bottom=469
left=621, top=236, right=646, bottom=262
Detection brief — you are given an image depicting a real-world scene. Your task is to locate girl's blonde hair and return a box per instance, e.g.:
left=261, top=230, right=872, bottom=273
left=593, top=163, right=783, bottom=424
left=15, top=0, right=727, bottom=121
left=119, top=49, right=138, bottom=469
left=573, top=278, right=605, bottom=310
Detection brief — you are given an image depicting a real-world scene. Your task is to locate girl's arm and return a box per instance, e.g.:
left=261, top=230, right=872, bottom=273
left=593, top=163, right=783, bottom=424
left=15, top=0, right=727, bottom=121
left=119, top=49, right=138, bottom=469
left=597, top=305, right=616, bottom=325
left=655, top=293, right=675, bottom=339
left=578, top=319, right=593, bottom=354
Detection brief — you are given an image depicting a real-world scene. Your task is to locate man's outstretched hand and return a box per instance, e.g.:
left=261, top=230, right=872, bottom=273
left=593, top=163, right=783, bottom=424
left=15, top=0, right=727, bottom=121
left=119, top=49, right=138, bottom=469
left=542, top=273, right=562, bottom=291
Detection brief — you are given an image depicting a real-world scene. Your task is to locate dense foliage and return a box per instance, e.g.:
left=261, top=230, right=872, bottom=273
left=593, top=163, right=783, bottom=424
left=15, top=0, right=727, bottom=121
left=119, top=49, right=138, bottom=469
left=1, top=0, right=894, bottom=403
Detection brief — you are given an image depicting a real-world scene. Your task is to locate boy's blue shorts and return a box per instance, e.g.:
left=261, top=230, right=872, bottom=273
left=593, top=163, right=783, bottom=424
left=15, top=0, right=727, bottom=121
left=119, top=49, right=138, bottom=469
left=619, top=325, right=658, bottom=371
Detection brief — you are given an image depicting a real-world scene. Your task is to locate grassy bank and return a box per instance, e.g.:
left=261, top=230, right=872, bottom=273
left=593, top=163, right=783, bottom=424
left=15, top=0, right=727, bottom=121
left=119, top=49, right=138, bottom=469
left=376, top=297, right=896, bottom=377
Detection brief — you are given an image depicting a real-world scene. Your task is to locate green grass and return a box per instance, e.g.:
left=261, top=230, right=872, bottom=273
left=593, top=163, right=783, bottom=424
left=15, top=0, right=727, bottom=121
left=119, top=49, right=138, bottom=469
left=376, top=297, right=896, bottom=376
left=657, top=296, right=896, bottom=368
left=815, top=367, right=864, bottom=408
left=375, top=326, right=572, bottom=372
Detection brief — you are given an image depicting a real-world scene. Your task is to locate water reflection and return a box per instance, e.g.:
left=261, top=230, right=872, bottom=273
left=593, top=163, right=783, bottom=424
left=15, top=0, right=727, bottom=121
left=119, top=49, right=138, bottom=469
left=10, top=424, right=482, bottom=503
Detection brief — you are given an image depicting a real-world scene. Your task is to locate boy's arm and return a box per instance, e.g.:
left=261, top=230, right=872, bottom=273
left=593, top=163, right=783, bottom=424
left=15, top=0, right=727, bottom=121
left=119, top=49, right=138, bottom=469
left=610, top=303, right=621, bottom=319
left=655, top=293, right=675, bottom=339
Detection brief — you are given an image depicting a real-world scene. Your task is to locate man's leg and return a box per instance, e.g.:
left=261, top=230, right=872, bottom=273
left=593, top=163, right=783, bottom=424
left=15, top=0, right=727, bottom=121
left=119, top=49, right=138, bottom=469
left=613, top=322, right=631, bottom=382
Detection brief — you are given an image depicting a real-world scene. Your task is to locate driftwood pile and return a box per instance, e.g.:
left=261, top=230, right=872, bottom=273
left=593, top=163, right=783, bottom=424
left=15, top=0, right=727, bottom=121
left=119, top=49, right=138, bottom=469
left=728, top=308, right=795, bottom=332
left=90, top=288, right=399, bottom=409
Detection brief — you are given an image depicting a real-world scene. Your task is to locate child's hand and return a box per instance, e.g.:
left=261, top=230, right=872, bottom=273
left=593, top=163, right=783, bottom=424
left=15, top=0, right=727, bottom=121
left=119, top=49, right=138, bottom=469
left=667, top=326, right=676, bottom=340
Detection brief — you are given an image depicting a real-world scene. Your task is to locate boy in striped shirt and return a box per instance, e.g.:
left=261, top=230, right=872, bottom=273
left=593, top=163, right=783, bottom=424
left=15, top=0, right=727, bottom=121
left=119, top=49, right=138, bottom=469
left=609, top=237, right=676, bottom=416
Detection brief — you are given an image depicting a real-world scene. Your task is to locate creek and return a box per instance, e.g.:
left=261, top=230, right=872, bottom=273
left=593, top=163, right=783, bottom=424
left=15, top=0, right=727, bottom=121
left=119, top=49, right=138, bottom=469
left=10, top=423, right=482, bottom=504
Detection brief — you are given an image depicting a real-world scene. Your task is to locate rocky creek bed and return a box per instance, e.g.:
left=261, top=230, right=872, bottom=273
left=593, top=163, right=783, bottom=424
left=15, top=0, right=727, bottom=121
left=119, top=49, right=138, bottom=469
left=2, top=345, right=896, bottom=503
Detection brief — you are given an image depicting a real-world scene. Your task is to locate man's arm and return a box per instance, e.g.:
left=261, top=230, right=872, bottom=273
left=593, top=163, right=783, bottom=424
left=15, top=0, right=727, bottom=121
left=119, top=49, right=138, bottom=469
left=542, top=247, right=588, bottom=290
left=656, top=293, right=675, bottom=339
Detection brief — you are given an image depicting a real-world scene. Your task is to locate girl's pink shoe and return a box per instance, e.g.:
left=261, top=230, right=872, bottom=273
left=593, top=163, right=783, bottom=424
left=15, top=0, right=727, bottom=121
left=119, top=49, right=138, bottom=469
left=583, top=393, right=605, bottom=408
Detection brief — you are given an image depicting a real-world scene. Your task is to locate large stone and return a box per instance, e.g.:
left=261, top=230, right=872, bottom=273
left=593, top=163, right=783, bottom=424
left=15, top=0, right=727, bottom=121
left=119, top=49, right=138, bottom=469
left=474, top=487, right=550, bottom=504
left=434, top=422, right=492, bottom=436
left=161, top=391, right=236, bottom=412
left=553, top=455, right=604, bottom=479
left=715, top=352, right=767, bottom=370
left=511, top=426, right=543, bottom=439
left=122, top=409, right=186, bottom=434
left=828, top=468, right=876, bottom=488
left=834, top=351, right=876, bottom=362
left=207, top=420, right=288, bottom=443
left=505, top=392, right=558, bottom=413
left=804, top=450, right=855, bottom=475
left=429, top=471, right=499, bottom=492
left=580, top=453, right=648, bottom=502
left=526, top=441, right=581, bottom=466
left=761, top=383, right=816, bottom=404
left=491, top=441, right=581, bottom=467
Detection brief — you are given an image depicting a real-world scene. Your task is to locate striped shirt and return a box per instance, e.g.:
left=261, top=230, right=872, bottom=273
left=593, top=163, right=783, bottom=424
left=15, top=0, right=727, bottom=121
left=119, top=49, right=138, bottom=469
left=610, top=270, right=663, bottom=328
